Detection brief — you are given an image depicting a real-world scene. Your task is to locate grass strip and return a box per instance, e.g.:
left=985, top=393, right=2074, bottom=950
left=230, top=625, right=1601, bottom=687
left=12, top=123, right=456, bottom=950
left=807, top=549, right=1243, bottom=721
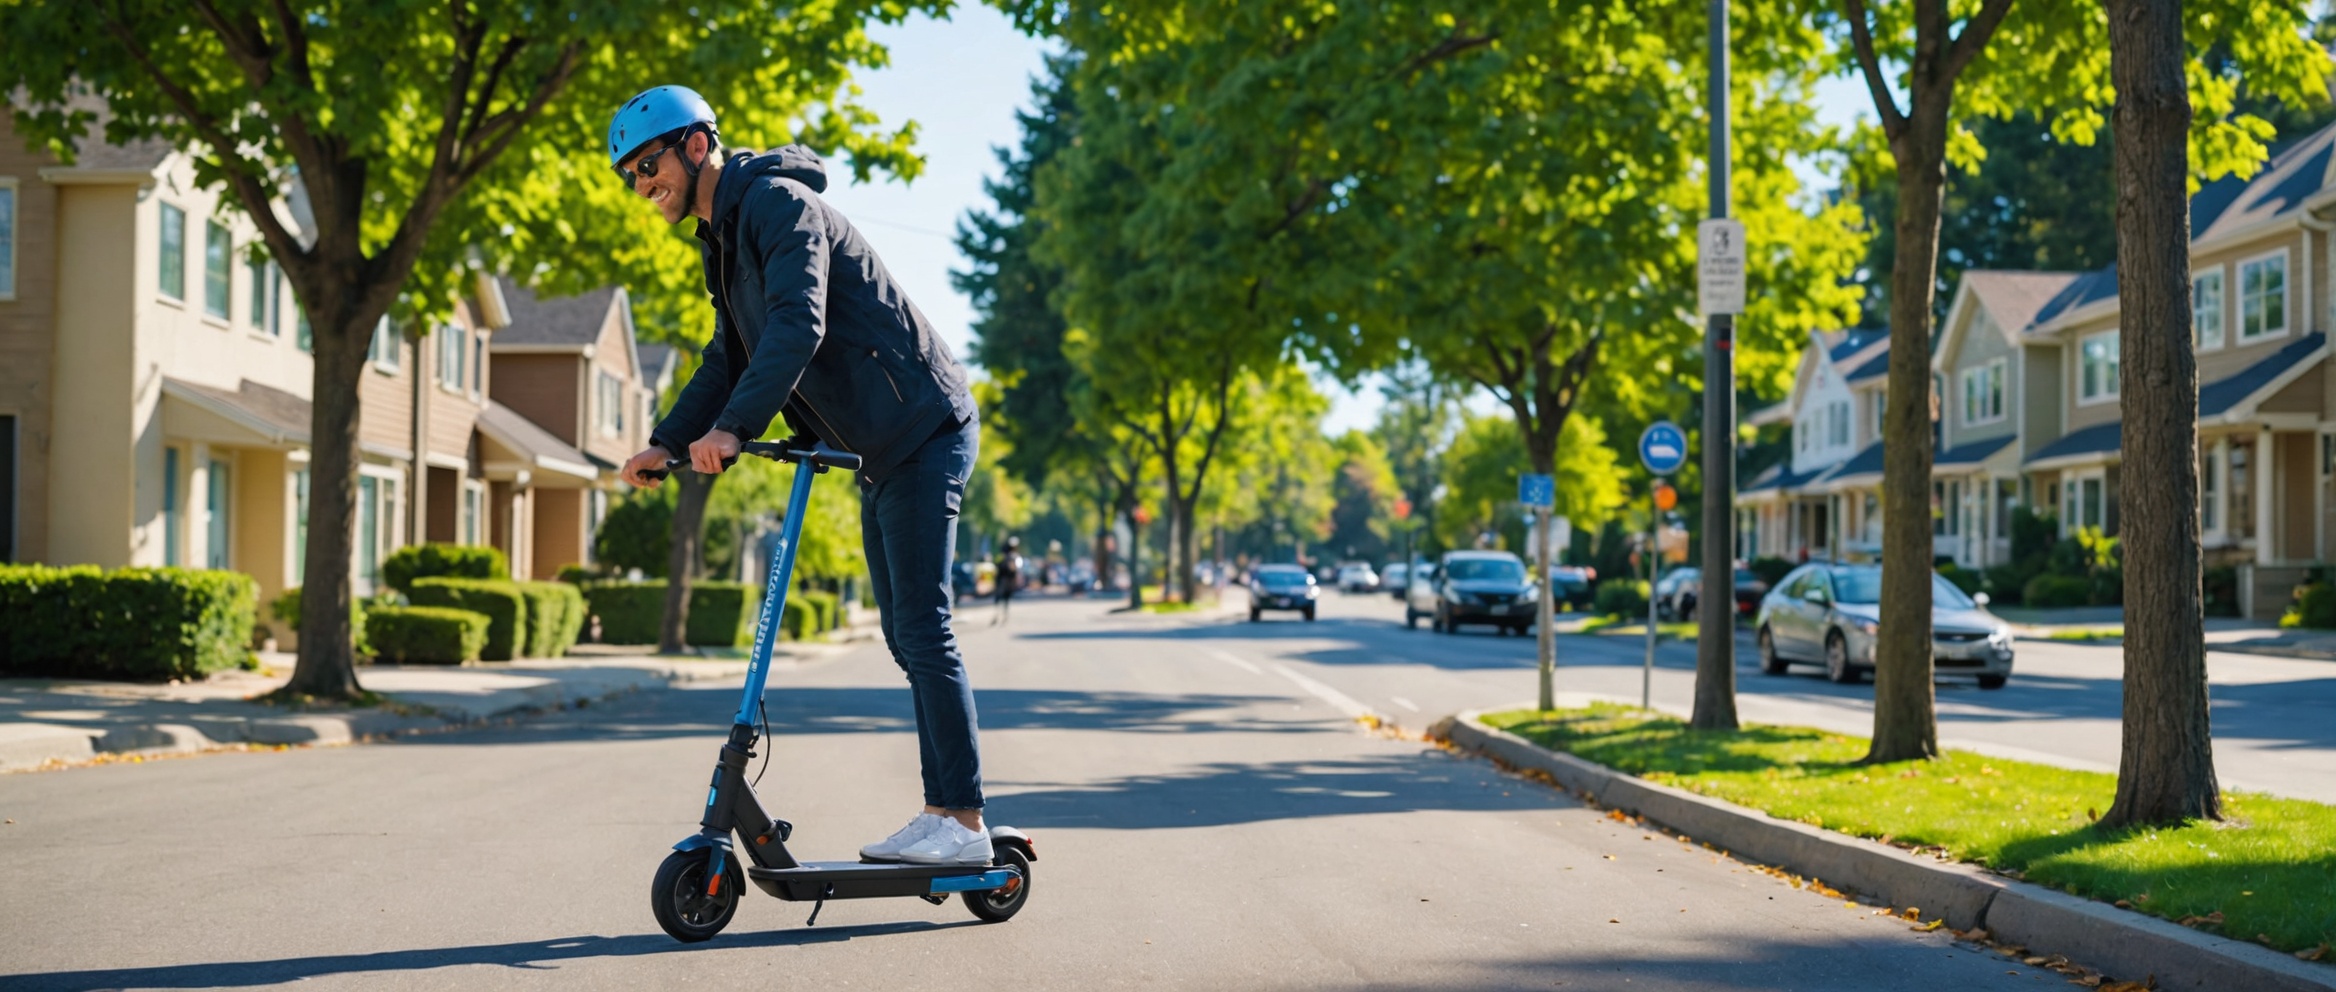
left=1481, top=704, right=2336, bottom=957
left=2042, top=627, right=2124, bottom=641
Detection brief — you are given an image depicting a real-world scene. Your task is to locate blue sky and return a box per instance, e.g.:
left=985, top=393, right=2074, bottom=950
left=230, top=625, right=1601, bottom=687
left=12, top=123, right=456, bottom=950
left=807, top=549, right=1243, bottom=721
left=820, top=8, right=1876, bottom=436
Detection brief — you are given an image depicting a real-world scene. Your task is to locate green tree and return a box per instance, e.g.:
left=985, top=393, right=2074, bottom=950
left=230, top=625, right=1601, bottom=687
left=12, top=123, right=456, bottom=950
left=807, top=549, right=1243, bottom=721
left=1325, top=431, right=1402, bottom=565
left=2, top=0, right=935, bottom=698
left=1372, top=366, right=1461, bottom=561
left=1437, top=411, right=1625, bottom=556
left=1829, top=0, right=2329, bottom=763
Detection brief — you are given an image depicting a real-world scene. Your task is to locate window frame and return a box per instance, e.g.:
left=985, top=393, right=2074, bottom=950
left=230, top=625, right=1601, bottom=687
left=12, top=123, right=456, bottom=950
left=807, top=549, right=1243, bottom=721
left=596, top=370, right=625, bottom=437
left=2238, top=249, right=2290, bottom=344
left=202, top=219, right=232, bottom=322
left=2193, top=268, right=2226, bottom=351
left=158, top=201, right=187, bottom=302
left=2078, top=330, right=2120, bottom=405
left=437, top=324, right=468, bottom=393
left=0, top=177, right=19, bottom=301
left=1960, top=359, right=2007, bottom=426
left=368, top=317, right=400, bottom=372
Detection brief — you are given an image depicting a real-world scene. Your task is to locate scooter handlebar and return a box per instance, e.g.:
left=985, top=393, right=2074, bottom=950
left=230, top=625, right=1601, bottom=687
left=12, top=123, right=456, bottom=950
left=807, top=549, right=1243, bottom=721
left=639, top=443, right=861, bottom=482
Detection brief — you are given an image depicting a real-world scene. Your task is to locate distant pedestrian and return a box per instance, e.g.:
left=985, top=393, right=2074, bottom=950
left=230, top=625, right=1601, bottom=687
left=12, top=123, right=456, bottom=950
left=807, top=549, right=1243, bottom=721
left=993, top=537, right=1024, bottom=626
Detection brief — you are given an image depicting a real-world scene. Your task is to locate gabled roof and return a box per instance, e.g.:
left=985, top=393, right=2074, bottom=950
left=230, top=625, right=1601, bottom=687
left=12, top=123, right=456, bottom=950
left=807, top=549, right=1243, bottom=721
left=636, top=342, right=678, bottom=384
left=494, top=278, right=621, bottom=349
left=1964, top=271, right=2081, bottom=339
left=1828, top=329, right=1887, bottom=364
left=1822, top=442, right=1886, bottom=485
left=1846, top=346, right=1891, bottom=383
left=2194, top=120, right=2336, bottom=244
left=1741, top=461, right=1836, bottom=496
left=2028, top=265, right=2120, bottom=330
left=476, top=400, right=597, bottom=480
left=2025, top=421, right=2121, bottom=467
left=2200, top=332, right=2327, bottom=419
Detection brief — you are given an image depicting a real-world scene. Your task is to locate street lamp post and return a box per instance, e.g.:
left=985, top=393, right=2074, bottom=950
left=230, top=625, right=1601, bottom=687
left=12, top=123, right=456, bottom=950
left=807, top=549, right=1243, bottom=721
left=1692, top=0, right=1741, bottom=730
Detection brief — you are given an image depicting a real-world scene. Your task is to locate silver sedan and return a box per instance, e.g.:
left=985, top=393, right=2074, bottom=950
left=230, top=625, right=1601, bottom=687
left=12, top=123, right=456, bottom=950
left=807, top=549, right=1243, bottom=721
left=1753, top=563, right=2015, bottom=689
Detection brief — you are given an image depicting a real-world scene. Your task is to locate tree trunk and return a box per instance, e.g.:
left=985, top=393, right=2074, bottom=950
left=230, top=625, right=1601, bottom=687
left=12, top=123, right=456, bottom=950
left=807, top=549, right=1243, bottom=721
left=2101, top=0, right=2220, bottom=828
left=288, top=316, right=369, bottom=699
left=660, top=470, right=715, bottom=655
left=1174, top=495, right=1201, bottom=603
left=1125, top=506, right=1146, bottom=609
left=1868, top=93, right=1954, bottom=764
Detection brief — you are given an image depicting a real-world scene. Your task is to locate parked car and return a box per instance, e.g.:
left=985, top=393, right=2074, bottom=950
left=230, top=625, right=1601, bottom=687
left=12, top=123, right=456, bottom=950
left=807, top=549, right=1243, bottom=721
left=1753, top=564, right=2014, bottom=689
left=1406, top=551, right=1536, bottom=635
left=1380, top=562, right=1410, bottom=597
left=1249, top=564, right=1319, bottom=622
left=1656, top=566, right=1770, bottom=622
left=1336, top=562, right=1380, bottom=593
left=1548, top=565, right=1596, bottom=609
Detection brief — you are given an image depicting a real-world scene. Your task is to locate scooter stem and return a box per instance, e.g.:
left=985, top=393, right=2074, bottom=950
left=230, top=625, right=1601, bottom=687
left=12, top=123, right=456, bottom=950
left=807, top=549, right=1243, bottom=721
left=733, top=459, right=819, bottom=730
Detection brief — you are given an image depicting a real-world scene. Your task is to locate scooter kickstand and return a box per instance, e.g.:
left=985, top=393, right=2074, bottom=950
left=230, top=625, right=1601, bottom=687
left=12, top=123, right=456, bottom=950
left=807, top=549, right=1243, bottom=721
left=806, top=883, right=835, bottom=926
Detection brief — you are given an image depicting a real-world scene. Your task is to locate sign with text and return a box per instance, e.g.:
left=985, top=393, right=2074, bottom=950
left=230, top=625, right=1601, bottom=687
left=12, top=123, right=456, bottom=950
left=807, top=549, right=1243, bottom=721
left=1698, top=218, right=1746, bottom=316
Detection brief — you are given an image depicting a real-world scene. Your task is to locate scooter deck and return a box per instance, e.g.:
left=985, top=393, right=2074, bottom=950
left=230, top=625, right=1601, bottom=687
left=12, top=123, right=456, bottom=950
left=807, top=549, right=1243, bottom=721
left=746, top=860, right=1005, bottom=902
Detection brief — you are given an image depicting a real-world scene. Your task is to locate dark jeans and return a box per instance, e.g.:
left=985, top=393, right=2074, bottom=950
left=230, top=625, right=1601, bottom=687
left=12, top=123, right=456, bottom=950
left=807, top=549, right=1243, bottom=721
left=860, top=417, right=983, bottom=810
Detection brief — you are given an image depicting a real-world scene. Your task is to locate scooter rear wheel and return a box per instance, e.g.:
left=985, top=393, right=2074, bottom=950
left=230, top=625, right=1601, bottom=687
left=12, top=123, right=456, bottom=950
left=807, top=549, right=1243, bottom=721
left=652, top=848, right=744, bottom=942
left=964, top=844, right=1033, bottom=923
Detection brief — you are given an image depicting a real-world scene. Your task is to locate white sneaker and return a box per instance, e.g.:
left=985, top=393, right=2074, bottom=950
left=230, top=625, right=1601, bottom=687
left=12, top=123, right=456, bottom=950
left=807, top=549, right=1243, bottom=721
left=860, top=813, right=942, bottom=863
left=899, top=818, right=994, bottom=865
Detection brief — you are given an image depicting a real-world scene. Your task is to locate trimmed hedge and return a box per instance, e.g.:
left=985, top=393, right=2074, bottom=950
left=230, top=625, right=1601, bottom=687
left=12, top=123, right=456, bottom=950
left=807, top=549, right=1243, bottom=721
left=686, top=582, right=753, bottom=646
left=584, top=581, right=665, bottom=645
left=408, top=578, right=528, bottom=660
left=2292, top=583, right=2336, bottom=629
left=586, top=580, right=831, bottom=646
left=366, top=606, right=489, bottom=664
left=1592, top=578, right=1650, bottom=619
left=517, top=581, right=586, bottom=657
left=799, top=590, right=840, bottom=635
left=2022, top=574, right=2092, bottom=608
left=0, top=564, right=257, bottom=681
left=782, top=596, right=820, bottom=641
left=270, top=585, right=377, bottom=657
left=382, top=543, right=508, bottom=594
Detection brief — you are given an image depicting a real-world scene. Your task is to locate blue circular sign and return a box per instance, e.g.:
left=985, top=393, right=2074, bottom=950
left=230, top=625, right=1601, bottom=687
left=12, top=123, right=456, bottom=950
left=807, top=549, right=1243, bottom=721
left=1639, top=421, right=1687, bottom=475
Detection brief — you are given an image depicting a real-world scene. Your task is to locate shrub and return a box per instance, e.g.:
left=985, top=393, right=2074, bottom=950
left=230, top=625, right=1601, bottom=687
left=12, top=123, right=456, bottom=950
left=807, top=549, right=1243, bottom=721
left=516, top=581, right=587, bottom=657
left=799, top=590, right=840, bottom=632
left=0, top=565, right=257, bottom=681
left=594, top=489, right=673, bottom=578
left=554, top=563, right=600, bottom=586
left=2022, top=574, right=2092, bottom=608
left=1748, top=557, right=1796, bottom=590
left=2010, top=507, right=2059, bottom=564
left=270, top=585, right=383, bottom=657
left=1982, top=563, right=2037, bottom=605
left=408, top=578, right=528, bottom=661
left=1592, top=578, right=1650, bottom=619
left=382, top=543, right=508, bottom=594
left=686, top=582, right=752, bottom=647
left=2086, top=566, right=2124, bottom=607
left=584, top=582, right=664, bottom=644
left=782, top=596, right=822, bottom=641
left=366, top=606, right=489, bottom=664
left=2204, top=566, right=2241, bottom=617
left=2291, top=583, right=2336, bottom=629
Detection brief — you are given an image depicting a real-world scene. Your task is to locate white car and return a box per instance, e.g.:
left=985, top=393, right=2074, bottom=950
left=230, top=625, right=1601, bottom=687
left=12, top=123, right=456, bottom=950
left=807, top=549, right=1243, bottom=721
left=1336, top=563, right=1379, bottom=593
left=1380, top=562, right=1410, bottom=596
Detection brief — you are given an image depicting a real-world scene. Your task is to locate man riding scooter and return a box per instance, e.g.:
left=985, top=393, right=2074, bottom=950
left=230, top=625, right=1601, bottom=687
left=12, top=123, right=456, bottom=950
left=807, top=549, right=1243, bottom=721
left=611, top=85, right=992, bottom=867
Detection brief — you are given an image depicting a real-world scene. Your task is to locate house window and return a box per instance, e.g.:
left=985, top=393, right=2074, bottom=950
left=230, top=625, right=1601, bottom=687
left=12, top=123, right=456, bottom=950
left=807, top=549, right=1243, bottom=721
left=2194, top=270, right=2225, bottom=350
left=162, top=447, right=183, bottom=566
left=1961, top=360, right=2005, bottom=425
left=1794, top=420, right=1807, bottom=453
left=159, top=202, right=186, bottom=301
left=248, top=251, right=271, bottom=331
left=471, top=334, right=485, bottom=397
left=1831, top=401, right=1850, bottom=446
left=437, top=324, right=467, bottom=391
left=2240, top=253, right=2288, bottom=341
left=2230, top=443, right=2254, bottom=537
left=460, top=482, right=483, bottom=545
left=292, top=467, right=309, bottom=585
left=1872, top=390, right=1885, bottom=437
left=265, top=262, right=284, bottom=337
left=206, top=457, right=230, bottom=569
left=0, top=180, right=16, bottom=299
left=2080, top=331, right=2119, bottom=402
left=597, top=371, right=625, bottom=437
left=369, top=316, right=399, bottom=371
left=2201, top=447, right=2219, bottom=533
left=355, top=473, right=402, bottom=594
left=203, top=221, right=231, bottom=320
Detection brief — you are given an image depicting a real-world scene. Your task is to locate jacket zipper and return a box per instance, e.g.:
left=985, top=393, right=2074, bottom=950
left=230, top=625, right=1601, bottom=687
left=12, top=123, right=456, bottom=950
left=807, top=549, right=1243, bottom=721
left=875, top=351, right=905, bottom=403
left=714, top=233, right=855, bottom=453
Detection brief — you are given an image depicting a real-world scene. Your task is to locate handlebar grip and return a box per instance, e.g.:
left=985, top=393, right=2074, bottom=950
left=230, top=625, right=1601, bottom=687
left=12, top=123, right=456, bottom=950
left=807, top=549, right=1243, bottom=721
left=639, top=455, right=735, bottom=483
left=739, top=441, right=863, bottom=473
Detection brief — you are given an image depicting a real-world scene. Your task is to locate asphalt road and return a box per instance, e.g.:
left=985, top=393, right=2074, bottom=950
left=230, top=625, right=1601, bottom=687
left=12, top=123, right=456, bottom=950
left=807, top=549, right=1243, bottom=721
left=0, top=595, right=2113, bottom=991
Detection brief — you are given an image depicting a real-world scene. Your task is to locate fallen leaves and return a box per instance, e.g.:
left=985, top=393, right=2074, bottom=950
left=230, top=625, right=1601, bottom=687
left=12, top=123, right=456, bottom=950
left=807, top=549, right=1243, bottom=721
left=2297, top=944, right=2330, bottom=962
left=2174, top=911, right=2224, bottom=929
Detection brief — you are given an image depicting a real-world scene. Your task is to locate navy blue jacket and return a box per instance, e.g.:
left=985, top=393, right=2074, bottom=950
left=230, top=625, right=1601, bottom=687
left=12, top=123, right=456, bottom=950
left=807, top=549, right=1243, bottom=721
left=650, top=147, right=976, bottom=481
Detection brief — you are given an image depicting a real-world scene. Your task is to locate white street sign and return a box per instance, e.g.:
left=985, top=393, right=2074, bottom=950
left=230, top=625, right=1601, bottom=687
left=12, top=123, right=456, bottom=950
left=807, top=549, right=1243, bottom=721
left=1699, top=218, right=1746, bottom=316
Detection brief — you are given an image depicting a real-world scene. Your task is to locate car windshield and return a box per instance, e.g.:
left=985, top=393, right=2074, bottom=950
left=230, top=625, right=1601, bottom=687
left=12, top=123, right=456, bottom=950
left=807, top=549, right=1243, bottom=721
left=1824, top=567, right=1976, bottom=609
left=1257, top=568, right=1309, bottom=586
left=1445, top=558, right=1526, bottom=582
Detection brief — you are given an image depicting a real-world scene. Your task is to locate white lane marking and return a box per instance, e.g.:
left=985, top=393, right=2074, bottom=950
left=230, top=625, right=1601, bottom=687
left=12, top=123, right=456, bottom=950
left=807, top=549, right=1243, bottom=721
left=1268, top=662, right=1376, bottom=720
left=1209, top=649, right=1263, bottom=675
left=1390, top=696, right=1421, bottom=712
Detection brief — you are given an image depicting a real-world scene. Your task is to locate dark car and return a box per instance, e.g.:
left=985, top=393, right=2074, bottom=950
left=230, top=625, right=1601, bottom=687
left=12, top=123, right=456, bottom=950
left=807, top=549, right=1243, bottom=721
left=1548, top=565, right=1596, bottom=609
left=1658, top=566, right=1769, bottom=622
left=1753, top=564, right=2014, bottom=688
left=1248, top=564, right=1318, bottom=622
left=1406, top=551, right=1536, bottom=636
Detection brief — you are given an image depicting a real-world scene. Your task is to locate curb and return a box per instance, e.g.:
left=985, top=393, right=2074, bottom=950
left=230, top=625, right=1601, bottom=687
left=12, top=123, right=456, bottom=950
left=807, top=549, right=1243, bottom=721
left=1433, top=708, right=2336, bottom=992
left=1, top=666, right=683, bottom=774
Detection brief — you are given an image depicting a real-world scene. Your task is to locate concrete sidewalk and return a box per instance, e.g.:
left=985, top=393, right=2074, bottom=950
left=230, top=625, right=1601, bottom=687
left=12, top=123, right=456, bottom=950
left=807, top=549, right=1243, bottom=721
left=0, top=641, right=861, bottom=774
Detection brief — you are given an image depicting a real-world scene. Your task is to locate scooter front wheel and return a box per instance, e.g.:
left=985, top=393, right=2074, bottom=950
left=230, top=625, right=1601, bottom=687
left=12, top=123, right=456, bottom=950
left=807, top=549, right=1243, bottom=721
left=964, top=844, right=1033, bottom=923
left=652, top=848, right=744, bottom=942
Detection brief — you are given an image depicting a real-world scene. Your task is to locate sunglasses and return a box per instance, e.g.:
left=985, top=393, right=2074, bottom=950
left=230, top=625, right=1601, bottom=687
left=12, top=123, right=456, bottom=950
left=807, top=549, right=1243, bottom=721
left=614, top=141, right=682, bottom=189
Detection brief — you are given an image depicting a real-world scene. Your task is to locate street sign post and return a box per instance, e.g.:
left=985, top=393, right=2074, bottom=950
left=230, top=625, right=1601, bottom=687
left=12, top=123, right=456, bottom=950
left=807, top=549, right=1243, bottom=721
left=1519, top=472, right=1557, bottom=710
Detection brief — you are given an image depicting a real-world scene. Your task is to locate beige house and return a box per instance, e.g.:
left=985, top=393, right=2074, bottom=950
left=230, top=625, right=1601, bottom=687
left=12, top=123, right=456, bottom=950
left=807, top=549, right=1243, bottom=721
left=1741, top=118, right=2336, bottom=617
left=2, top=112, right=660, bottom=626
left=1738, top=328, right=1886, bottom=562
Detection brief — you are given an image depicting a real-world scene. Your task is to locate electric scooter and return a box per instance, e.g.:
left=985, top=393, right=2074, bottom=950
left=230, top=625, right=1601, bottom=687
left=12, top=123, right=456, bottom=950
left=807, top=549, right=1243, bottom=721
left=643, top=441, right=1034, bottom=943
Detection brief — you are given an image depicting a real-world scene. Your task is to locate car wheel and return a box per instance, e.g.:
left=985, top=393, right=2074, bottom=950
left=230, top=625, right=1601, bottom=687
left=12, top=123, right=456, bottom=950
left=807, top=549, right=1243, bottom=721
left=1404, top=608, right=1419, bottom=630
left=1678, top=597, right=1696, bottom=624
left=1435, top=604, right=1452, bottom=634
left=1304, top=607, right=1316, bottom=622
left=1249, top=609, right=1261, bottom=623
left=1825, top=632, right=1858, bottom=684
left=1977, top=674, right=2008, bottom=690
left=1758, top=627, right=1788, bottom=675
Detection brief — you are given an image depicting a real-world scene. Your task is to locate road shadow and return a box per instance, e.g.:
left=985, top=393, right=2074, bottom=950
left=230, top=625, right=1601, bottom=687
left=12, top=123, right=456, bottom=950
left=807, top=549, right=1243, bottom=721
left=0, top=923, right=986, bottom=992
left=1343, top=940, right=2056, bottom=992
left=389, top=685, right=1329, bottom=748
left=994, top=745, right=1575, bottom=830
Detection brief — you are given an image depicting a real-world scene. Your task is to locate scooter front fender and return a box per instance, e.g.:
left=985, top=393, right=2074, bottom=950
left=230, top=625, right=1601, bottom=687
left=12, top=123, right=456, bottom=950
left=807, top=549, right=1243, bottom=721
left=672, top=832, right=731, bottom=855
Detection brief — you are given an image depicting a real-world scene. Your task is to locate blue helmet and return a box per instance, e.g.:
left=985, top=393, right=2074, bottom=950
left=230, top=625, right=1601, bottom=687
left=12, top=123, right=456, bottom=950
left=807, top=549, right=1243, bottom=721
left=607, top=86, right=718, bottom=169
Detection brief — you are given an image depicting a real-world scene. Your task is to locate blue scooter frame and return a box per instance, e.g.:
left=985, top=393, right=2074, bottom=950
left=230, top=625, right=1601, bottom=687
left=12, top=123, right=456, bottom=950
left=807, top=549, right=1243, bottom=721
left=642, top=442, right=1033, bottom=943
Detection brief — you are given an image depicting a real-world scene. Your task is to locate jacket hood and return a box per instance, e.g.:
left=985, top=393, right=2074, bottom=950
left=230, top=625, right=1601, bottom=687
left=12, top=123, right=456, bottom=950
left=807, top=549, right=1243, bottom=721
left=711, top=145, right=829, bottom=228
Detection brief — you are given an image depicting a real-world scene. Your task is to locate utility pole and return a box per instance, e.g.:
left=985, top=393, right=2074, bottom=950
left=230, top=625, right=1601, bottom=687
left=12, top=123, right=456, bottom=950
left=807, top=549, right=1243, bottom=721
left=1692, top=0, right=1742, bottom=730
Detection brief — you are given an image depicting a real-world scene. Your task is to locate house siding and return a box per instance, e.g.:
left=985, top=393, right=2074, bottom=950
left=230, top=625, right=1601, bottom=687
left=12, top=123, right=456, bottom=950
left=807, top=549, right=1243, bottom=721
left=2063, top=312, right=2124, bottom=434
left=2020, top=344, right=2062, bottom=459
left=490, top=353, right=582, bottom=448
left=0, top=123, right=61, bottom=561
left=1945, top=309, right=2019, bottom=450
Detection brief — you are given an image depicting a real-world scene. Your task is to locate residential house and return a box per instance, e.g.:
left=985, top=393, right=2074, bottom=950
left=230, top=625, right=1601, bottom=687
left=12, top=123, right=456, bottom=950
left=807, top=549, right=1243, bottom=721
left=1738, top=329, right=1887, bottom=562
left=1927, top=270, right=2082, bottom=569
